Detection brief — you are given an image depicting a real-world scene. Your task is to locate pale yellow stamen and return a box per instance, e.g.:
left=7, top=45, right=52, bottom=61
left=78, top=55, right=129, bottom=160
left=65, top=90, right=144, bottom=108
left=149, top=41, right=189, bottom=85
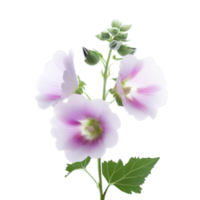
left=86, top=126, right=95, bottom=132
left=123, top=87, right=132, bottom=95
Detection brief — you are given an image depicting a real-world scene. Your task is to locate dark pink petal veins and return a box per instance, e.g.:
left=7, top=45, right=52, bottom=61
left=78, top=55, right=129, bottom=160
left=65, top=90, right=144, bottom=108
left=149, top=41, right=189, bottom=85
left=125, top=97, right=146, bottom=112
left=137, top=85, right=161, bottom=94
left=67, top=119, right=81, bottom=126
left=46, top=94, right=61, bottom=100
left=129, top=62, right=143, bottom=80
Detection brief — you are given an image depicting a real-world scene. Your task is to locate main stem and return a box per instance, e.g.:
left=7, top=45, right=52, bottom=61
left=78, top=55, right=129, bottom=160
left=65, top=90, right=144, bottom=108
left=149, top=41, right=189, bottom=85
left=98, top=48, right=112, bottom=200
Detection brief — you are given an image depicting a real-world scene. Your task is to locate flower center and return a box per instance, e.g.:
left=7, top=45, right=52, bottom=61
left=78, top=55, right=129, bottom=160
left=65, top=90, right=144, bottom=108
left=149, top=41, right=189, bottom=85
left=121, top=78, right=137, bottom=96
left=81, top=118, right=102, bottom=140
left=123, top=87, right=132, bottom=95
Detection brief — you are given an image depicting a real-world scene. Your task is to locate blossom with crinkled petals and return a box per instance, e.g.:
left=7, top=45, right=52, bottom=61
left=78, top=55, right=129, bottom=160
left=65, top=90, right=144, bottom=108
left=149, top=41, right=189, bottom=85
left=116, top=55, right=167, bottom=120
left=36, top=51, right=78, bottom=109
left=51, top=94, right=120, bottom=162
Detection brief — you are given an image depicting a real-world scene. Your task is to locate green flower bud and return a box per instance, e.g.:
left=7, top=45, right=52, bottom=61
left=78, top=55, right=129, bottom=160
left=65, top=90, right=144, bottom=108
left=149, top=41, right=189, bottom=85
left=83, top=47, right=89, bottom=58
left=114, top=32, right=128, bottom=41
left=111, top=19, right=121, bottom=29
left=120, top=24, right=132, bottom=32
left=117, top=44, right=136, bottom=56
left=99, top=30, right=111, bottom=41
left=107, top=28, right=119, bottom=36
left=83, top=47, right=100, bottom=66
left=109, top=40, right=122, bottom=51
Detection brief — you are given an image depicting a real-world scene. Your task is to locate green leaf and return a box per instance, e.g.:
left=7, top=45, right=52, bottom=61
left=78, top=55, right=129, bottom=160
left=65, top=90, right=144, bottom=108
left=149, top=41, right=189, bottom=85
left=65, top=157, right=91, bottom=177
left=112, top=78, right=117, bottom=81
left=102, top=157, right=160, bottom=194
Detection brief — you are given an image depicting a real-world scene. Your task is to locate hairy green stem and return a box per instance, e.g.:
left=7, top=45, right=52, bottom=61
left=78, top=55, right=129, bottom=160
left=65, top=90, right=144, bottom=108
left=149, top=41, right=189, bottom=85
left=102, top=49, right=112, bottom=101
left=98, top=158, right=103, bottom=200
left=98, top=48, right=112, bottom=200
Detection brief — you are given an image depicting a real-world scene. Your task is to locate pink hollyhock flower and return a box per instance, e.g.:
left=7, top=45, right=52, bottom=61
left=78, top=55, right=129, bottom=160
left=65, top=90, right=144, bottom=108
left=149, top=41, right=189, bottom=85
left=36, top=51, right=79, bottom=109
left=116, top=55, right=167, bottom=120
left=51, top=94, right=120, bottom=162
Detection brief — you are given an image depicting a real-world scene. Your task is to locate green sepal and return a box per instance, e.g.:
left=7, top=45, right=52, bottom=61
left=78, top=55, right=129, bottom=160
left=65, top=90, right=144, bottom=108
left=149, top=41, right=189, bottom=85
left=109, top=88, right=115, bottom=94
left=126, top=32, right=130, bottom=38
left=120, top=24, right=132, bottom=32
left=111, top=19, right=121, bottom=29
left=92, top=47, right=105, bottom=60
left=110, top=77, right=117, bottom=82
left=102, top=157, right=160, bottom=194
left=98, top=31, right=111, bottom=41
left=121, top=39, right=133, bottom=44
left=93, top=33, right=101, bottom=41
left=109, top=40, right=122, bottom=51
left=109, top=88, right=123, bottom=106
left=111, top=54, right=123, bottom=62
left=74, top=74, right=88, bottom=95
left=114, top=32, right=128, bottom=41
left=117, top=44, right=136, bottom=56
left=78, top=78, right=86, bottom=87
left=115, top=95, right=123, bottom=106
left=75, top=88, right=83, bottom=95
left=107, top=28, right=119, bottom=36
left=65, top=157, right=91, bottom=177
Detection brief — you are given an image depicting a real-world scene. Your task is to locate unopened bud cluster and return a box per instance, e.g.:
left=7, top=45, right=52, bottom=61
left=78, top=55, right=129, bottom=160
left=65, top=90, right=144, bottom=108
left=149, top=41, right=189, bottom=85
left=96, top=19, right=136, bottom=57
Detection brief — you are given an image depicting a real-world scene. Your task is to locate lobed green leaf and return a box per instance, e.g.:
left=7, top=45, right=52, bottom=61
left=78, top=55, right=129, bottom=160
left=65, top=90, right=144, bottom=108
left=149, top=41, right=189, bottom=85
left=102, top=157, right=160, bottom=194
left=65, top=157, right=91, bottom=177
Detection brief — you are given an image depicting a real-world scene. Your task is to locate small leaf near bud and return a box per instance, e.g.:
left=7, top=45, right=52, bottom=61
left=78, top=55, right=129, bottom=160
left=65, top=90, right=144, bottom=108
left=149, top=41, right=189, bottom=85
left=75, top=76, right=86, bottom=95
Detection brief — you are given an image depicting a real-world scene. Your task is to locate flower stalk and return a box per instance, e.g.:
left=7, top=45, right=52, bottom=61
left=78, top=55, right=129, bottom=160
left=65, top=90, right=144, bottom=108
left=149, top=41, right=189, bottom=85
left=102, top=49, right=112, bottom=101
left=98, top=43, right=113, bottom=200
